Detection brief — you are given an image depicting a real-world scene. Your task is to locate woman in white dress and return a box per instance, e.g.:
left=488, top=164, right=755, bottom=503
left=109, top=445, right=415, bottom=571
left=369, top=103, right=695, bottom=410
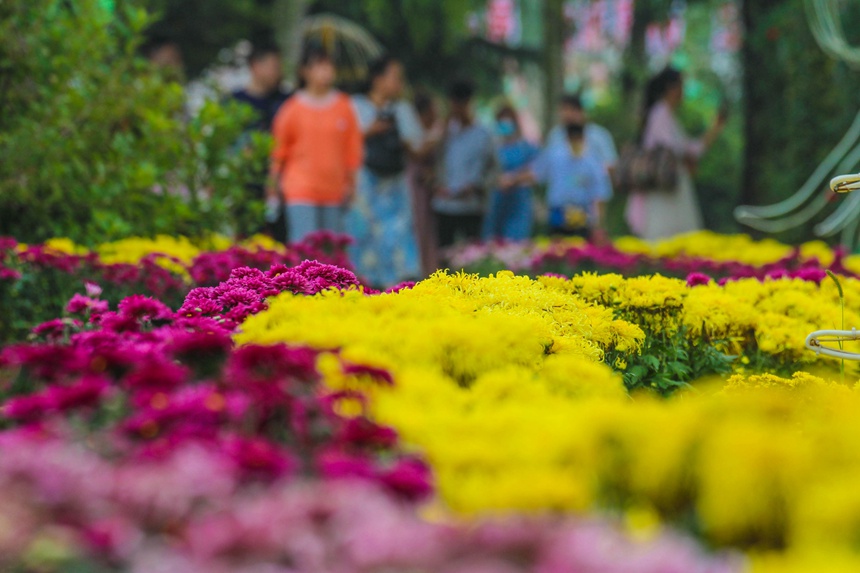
left=625, top=67, right=726, bottom=240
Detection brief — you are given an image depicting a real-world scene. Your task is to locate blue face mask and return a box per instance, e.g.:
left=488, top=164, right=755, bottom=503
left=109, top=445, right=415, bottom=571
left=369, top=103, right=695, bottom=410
left=496, top=118, right=516, bottom=138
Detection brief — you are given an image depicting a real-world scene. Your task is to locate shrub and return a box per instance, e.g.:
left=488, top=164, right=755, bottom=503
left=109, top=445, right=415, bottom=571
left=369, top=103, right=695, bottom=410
left=0, top=0, right=269, bottom=245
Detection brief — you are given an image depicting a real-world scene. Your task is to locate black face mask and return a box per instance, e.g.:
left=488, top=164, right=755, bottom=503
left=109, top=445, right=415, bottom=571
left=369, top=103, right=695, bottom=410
left=565, top=122, right=585, bottom=139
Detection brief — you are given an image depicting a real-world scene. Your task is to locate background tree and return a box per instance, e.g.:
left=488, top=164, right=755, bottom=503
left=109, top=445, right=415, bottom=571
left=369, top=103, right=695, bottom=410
left=740, top=0, right=860, bottom=233
left=0, top=0, right=268, bottom=244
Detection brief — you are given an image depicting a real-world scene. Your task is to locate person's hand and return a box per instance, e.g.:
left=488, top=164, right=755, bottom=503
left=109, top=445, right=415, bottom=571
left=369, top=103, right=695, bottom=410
left=264, top=196, right=281, bottom=223
left=436, top=187, right=453, bottom=199
left=590, top=226, right=609, bottom=247
left=265, top=179, right=279, bottom=201
left=498, top=174, right=517, bottom=191
left=366, top=118, right=394, bottom=137
left=343, top=178, right=357, bottom=206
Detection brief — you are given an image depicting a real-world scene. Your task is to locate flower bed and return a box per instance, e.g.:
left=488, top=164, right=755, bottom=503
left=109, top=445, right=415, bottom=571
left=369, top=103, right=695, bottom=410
left=0, top=263, right=738, bottom=572
left=448, top=231, right=857, bottom=282
left=8, top=231, right=860, bottom=571
left=234, top=267, right=860, bottom=569
left=0, top=232, right=352, bottom=343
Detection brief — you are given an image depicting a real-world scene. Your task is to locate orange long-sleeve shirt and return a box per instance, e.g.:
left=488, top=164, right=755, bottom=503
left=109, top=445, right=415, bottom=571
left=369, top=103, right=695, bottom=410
left=271, top=91, right=363, bottom=206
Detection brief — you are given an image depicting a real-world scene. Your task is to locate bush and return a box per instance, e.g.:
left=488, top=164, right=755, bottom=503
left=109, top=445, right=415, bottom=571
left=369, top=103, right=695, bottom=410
left=0, top=0, right=269, bottom=245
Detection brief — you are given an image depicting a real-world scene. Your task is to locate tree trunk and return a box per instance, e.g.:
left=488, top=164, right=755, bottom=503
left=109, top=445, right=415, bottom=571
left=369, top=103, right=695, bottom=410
left=541, top=0, right=565, bottom=134
left=739, top=0, right=785, bottom=207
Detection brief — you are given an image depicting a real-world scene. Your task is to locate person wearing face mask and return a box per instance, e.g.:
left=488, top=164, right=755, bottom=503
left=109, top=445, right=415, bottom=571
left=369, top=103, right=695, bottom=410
left=501, top=111, right=611, bottom=243
left=548, top=94, right=618, bottom=176
left=483, top=105, right=540, bottom=241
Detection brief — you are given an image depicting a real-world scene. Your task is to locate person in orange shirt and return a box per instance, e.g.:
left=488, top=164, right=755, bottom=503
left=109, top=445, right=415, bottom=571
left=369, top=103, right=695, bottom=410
left=269, top=44, right=363, bottom=243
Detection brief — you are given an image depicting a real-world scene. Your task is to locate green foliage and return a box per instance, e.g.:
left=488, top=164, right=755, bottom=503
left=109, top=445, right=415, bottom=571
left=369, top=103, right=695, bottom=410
left=0, top=0, right=269, bottom=246
left=741, top=0, right=860, bottom=241
left=143, top=0, right=277, bottom=77
left=604, top=317, right=735, bottom=396
left=308, top=0, right=485, bottom=87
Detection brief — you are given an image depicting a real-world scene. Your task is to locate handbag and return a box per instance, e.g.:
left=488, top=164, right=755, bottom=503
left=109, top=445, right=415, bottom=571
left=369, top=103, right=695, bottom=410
left=364, top=110, right=405, bottom=177
left=615, top=143, right=679, bottom=194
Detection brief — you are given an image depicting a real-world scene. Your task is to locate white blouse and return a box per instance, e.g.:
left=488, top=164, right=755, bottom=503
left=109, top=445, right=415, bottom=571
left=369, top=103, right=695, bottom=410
left=643, top=100, right=704, bottom=159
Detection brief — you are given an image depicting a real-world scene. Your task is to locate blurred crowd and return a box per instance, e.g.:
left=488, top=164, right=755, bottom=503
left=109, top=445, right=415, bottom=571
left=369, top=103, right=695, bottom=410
left=155, top=40, right=726, bottom=288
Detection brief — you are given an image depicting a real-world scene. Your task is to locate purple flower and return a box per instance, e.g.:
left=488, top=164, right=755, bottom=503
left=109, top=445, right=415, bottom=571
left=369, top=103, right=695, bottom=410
left=385, top=281, right=416, bottom=293
left=0, top=237, right=18, bottom=251
left=47, top=375, right=111, bottom=412
left=685, top=272, right=712, bottom=287
left=0, top=265, right=21, bottom=281
left=84, top=281, right=103, bottom=298
left=225, top=344, right=319, bottom=386
left=225, top=436, right=296, bottom=481
left=66, top=294, right=109, bottom=316
left=341, top=362, right=395, bottom=386
left=337, top=417, right=398, bottom=449
left=377, top=457, right=433, bottom=501
left=316, top=449, right=376, bottom=480
left=794, top=267, right=827, bottom=283
left=2, top=393, right=54, bottom=421
left=32, top=318, right=82, bottom=340
left=117, top=295, right=173, bottom=323
left=171, top=329, right=233, bottom=359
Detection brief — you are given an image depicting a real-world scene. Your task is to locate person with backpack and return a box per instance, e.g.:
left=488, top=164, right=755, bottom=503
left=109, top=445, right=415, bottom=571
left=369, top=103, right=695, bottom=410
left=347, top=55, right=423, bottom=287
left=484, top=104, right=540, bottom=241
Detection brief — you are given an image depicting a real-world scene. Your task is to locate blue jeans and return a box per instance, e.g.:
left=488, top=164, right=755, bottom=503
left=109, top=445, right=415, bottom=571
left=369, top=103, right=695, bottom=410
left=483, top=187, right=533, bottom=241
left=286, top=204, right=345, bottom=243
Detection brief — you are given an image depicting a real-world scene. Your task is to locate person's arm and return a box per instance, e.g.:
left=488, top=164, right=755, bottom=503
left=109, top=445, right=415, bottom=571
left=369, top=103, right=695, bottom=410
left=398, top=102, right=425, bottom=156
left=596, top=126, right=619, bottom=179
left=480, top=135, right=500, bottom=194
left=343, top=103, right=364, bottom=204
left=699, top=111, right=727, bottom=152
left=268, top=104, right=293, bottom=200
left=590, top=200, right=609, bottom=246
left=590, top=159, right=612, bottom=245
left=499, top=144, right=544, bottom=189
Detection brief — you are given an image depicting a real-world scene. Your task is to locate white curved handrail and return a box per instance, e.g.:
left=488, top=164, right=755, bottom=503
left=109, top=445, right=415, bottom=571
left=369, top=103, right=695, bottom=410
left=806, top=328, right=860, bottom=361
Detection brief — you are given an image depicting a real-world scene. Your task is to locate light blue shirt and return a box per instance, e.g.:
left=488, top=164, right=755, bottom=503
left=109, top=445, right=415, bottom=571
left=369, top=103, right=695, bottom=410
left=531, top=138, right=612, bottom=212
left=547, top=123, right=618, bottom=168
left=433, top=121, right=496, bottom=215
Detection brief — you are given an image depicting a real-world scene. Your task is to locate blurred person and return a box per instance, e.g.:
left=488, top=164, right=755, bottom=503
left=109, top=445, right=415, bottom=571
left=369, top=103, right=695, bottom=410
left=142, top=36, right=184, bottom=78
left=548, top=94, right=618, bottom=175
left=269, top=44, right=362, bottom=243
left=232, top=42, right=291, bottom=241
left=625, top=66, right=726, bottom=240
left=484, top=105, right=539, bottom=241
left=233, top=43, right=291, bottom=133
left=502, top=114, right=611, bottom=243
left=409, top=90, right=444, bottom=275
left=433, top=79, right=496, bottom=251
left=347, top=55, right=423, bottom=287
